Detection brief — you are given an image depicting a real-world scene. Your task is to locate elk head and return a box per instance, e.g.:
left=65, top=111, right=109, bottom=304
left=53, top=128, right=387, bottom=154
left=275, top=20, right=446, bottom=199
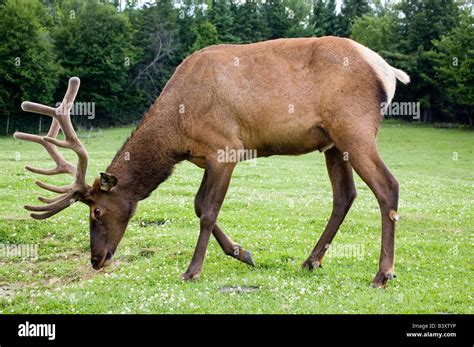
left=14, top=77, right=136, bottom=270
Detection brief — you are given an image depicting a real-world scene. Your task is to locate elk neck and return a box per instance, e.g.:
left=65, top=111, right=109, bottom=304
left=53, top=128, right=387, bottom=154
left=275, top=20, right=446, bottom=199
left=105, top=108, right=185, bottom=202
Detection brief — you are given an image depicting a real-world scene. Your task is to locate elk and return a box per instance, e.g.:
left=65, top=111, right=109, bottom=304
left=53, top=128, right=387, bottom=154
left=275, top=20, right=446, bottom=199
left=15, top=37, right=409, bottom=288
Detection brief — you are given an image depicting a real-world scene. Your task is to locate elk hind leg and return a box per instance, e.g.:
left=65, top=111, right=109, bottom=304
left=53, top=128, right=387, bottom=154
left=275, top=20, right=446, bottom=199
left=340, top=139, right=399, bottom=288
left=302, top=146, right=357, bottom=270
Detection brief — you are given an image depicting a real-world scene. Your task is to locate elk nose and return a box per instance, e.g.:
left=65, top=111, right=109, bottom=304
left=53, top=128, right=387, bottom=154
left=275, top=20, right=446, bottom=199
left=91, top=257, right=100, bottom=269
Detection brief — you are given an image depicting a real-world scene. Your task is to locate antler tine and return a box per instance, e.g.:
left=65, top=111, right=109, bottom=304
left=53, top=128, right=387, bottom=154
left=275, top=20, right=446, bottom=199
left=15, top=77, right=90, bottom=219
left=60, top=76, right=81, bottom=112
left=35, top=181, right=74, bottom=194
left=21, top=101, right=57, bottom=117
left=42, top=77, right=89, bottom=189
left=25, top=192, right=76, bottom=212
left=14, top=120, right=76, bottom=176
left=30, top=205, right=71, bottom=220
left=38, top=194, right=69, bottom=204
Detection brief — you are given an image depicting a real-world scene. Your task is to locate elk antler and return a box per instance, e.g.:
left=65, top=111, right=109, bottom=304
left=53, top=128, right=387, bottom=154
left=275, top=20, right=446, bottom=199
left=14, top=77, right=90, bottom=220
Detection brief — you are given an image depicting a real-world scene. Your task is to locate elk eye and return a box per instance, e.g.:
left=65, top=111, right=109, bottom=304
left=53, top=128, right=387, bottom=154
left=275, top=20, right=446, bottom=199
left=93, top=208, right=101, bottom=219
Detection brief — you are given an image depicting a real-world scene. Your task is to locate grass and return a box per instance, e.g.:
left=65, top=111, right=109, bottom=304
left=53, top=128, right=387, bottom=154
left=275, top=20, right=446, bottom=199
left=0, top=120, right=472, bottom=314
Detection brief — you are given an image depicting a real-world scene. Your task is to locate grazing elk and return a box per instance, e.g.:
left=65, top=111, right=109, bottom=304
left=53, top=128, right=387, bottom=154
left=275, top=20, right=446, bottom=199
left=15, top=37, right=409, bottom=288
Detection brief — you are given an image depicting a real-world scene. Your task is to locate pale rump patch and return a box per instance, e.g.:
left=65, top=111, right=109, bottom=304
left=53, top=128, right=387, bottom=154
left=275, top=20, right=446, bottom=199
left=349, top=40, right=410, bottom=107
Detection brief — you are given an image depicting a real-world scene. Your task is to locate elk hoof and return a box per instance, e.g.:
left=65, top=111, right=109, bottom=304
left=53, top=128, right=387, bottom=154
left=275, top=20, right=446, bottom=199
left=181, top=270, right=200, bottom=281
left=370, top=281, right=385, bottom=289
left=371, top=270, right=396, bottom=288
left=234, top=245, right=256, bottom=266
left=301, top=259, right=322, bottom=271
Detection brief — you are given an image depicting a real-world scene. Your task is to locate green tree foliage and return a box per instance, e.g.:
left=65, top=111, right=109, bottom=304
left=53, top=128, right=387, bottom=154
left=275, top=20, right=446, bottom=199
left=284, top=0, right=314, bottom=38
left=339, top=0, right=371, bottom=37
left=208, top=0, right=239, bottom=42
left=232, top=0, right=269, bottom=43
left=396, top=0, right=460, bottom=122
left=397, top=0, right=460, bottom=52
left=0, top=0, right=59, bottom=133
left=128, top=1, right=179, bottom=112
left=176, top=0, right=207, bottom=57
left=429, top=11, right=474, bottom=125
left=262, top=0, right=292, bottom=39
left=189, top=20, right=220, bottom=53
left=311, top=0, right=339, bottom=36
left=351, top=13, right=398, bottom=52
left=52, top=1, right=138, bottom=125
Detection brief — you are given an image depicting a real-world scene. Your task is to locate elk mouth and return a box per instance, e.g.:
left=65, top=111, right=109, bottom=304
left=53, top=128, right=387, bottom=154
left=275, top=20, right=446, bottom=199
left=103, top=249, right=114, bottom=267
left=91, top=250, right=114, bottom=270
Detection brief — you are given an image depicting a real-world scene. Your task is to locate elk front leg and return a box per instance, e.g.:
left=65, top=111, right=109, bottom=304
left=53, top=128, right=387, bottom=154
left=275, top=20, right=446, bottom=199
left=195, top=170, right=255, bottom=266
left=182, top=160, right=236, bottom=280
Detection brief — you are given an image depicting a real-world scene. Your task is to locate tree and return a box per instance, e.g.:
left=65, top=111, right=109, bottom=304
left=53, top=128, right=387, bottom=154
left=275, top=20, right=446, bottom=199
left=284, top=0, right=314, bottom=38
left=176, top=0, right=207, bottom=57
left=397, top=0, right=460, bottom=52
left=128, top=1, right=179, bottom=112
left=429, top=11, right=474, bottom=124
left=262, top=0, right=292, bottom=39
left=339, top=0, right=371, bottom=37
left=189, top=20, right=220, bottom=53
left=208, top=0, right=239, bottom=43
left=324, top=0, right=339, bottom=36
left=52, top=1, right=139, bottom=125
left=351, top=14, right=398, bottom=52
left=232, top=0, right=269, bottom=43
left=0, top=0, right=59, bottom=133
left=311, top=0, right=339, bottom=36
left=395, top=0, right=461, bottom=122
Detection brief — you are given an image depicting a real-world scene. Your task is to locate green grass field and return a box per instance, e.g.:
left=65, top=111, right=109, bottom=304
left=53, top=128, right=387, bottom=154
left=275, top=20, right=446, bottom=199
left=0, top=120, right=472, bottom=314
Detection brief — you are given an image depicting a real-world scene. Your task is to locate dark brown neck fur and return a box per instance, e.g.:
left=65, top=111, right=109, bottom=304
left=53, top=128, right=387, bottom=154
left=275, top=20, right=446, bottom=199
left=106, top=107, right=184, bottom=202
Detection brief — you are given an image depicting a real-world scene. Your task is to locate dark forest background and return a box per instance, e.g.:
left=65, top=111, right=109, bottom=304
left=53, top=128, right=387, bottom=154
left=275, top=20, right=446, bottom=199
left=0, top=0, right=472, bottom=133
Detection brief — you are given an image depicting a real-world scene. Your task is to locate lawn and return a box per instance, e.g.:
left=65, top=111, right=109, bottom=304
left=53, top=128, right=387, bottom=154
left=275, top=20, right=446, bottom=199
left=0, top=120, right=472, bottom=314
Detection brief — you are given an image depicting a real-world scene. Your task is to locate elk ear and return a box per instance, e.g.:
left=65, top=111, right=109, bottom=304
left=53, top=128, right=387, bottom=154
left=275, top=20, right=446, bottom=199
left=99, top=172, right=118, bottom=191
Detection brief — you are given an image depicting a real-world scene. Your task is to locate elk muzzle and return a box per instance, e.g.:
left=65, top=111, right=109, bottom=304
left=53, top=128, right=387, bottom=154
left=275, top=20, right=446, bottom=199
left=91, top=249, right=114, bottom=270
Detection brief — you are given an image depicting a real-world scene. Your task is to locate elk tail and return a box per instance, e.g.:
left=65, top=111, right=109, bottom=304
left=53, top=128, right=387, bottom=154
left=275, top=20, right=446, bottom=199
left=391, top=67, right=410, bottom=85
